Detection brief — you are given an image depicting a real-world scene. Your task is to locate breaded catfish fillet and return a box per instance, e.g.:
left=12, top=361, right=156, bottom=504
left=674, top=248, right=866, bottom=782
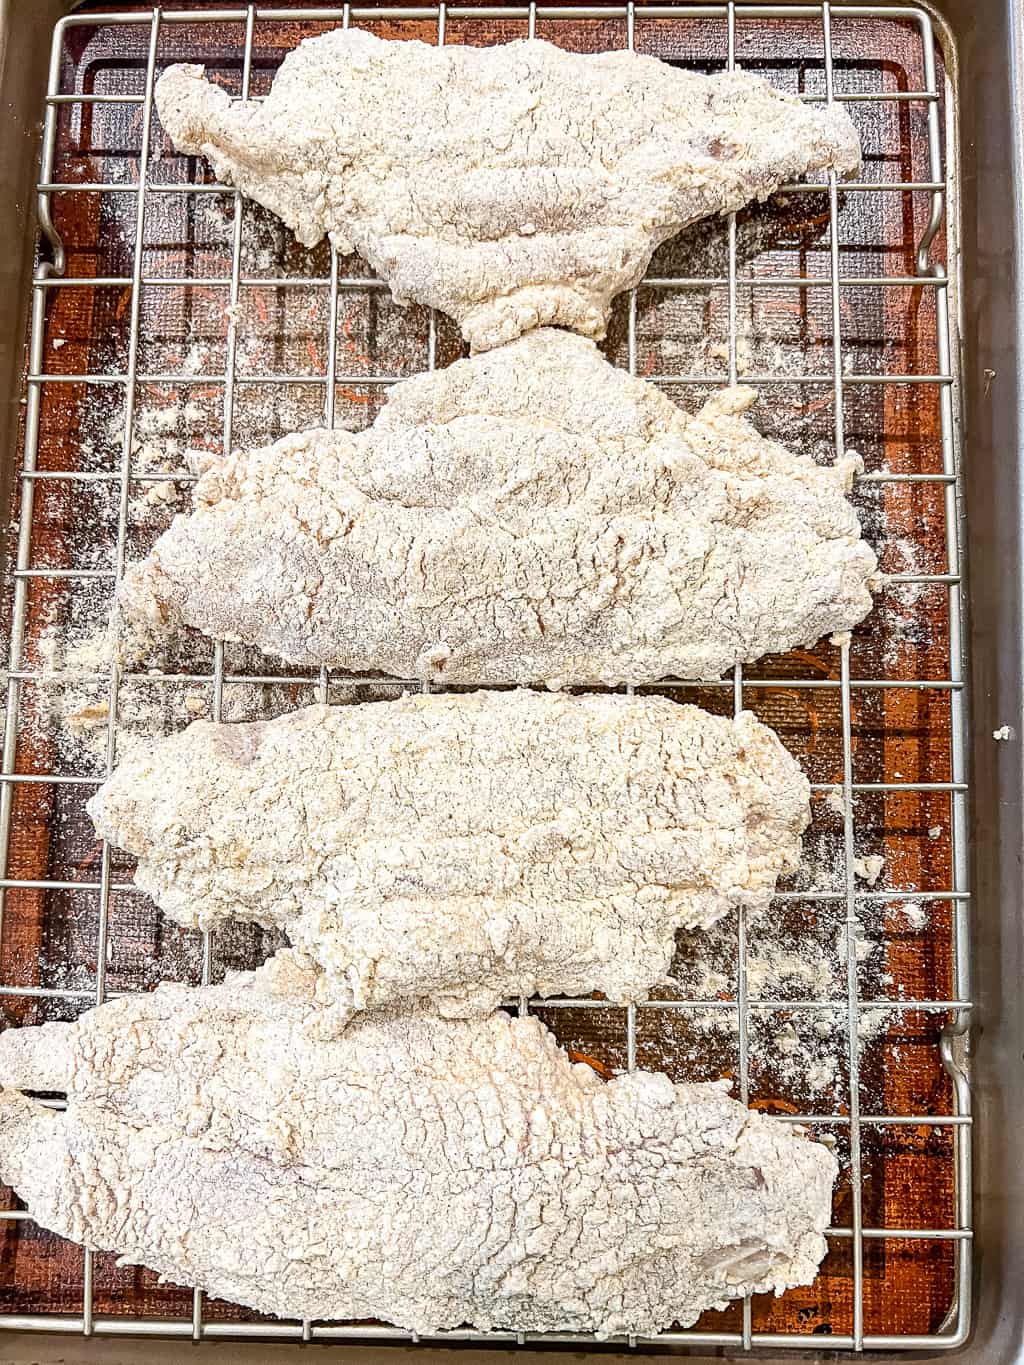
left=0, top=953, right=836, bottom=1335
left=89, top=690, right=810, bottom=1020
left=118, top=331, right=877, bottom=686
left=156, top=31, right=859, bottom=351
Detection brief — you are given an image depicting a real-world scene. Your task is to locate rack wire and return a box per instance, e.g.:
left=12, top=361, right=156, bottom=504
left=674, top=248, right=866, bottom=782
left=0, top=0, right=969, bottom=1353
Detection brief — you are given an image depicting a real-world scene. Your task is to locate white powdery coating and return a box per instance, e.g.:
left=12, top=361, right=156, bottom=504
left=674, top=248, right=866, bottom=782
left=88, top=690, right=810, bottom=1019
left=154, top=31, right=860, bottom=351
left=0, top=954, right=837, bottom=1335
left=117, top=331, right=878, bottom=687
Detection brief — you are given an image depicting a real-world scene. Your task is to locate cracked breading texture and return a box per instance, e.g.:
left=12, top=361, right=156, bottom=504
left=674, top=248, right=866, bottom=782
left=155, top=31, right=860, bottom=351
left=117, top=331, right=877, bottom=686
left=88, top=690, right=810, bottom=1020
left=0, top=952, right=837, bottom=1335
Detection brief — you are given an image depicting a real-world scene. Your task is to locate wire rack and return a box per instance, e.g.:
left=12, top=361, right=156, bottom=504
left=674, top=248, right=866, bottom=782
left=0, top=0, right=969, bottom=1353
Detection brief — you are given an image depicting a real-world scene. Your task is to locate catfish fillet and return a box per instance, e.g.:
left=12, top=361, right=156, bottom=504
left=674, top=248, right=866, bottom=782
left=117, top=330, right=877, bottom=686
left=0, top=954, right=837, bottom=1334
left=155, top=30, right=860, bottom=351
left=88, top=690, right=809, bottom=1019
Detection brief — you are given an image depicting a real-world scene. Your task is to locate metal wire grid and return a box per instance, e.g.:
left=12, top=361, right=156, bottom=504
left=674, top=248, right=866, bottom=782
left=0, top=0, right=969, bottom=1352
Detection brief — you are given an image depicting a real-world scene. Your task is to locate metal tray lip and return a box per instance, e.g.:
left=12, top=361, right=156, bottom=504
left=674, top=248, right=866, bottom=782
left=0, top=0, right=1016, bottom=1360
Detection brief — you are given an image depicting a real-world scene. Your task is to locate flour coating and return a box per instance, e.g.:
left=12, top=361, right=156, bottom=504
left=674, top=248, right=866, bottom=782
left=0, top=954, right=836, bottom=1335
left=88, top=690, right=810, bottom=1019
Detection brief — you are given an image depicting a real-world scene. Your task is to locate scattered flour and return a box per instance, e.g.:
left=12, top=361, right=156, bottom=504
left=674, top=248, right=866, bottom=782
left=746, top=946, right=836, bottom=999
left=668, top=910, right=892, bottom=1106
left=181, top=341, right=211, bottom=375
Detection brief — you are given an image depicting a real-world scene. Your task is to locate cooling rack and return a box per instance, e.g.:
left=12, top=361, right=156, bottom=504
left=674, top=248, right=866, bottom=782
left=0, top=1, right=969, bottom=1352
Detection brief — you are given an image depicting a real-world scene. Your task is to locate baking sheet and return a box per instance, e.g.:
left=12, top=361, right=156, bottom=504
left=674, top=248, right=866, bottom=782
left=0, top=2, right=964, bottom=1346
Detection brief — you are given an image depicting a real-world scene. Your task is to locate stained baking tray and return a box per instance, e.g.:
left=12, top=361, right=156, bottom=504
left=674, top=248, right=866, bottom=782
left=0, top=0, right=1017, bottom=1361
